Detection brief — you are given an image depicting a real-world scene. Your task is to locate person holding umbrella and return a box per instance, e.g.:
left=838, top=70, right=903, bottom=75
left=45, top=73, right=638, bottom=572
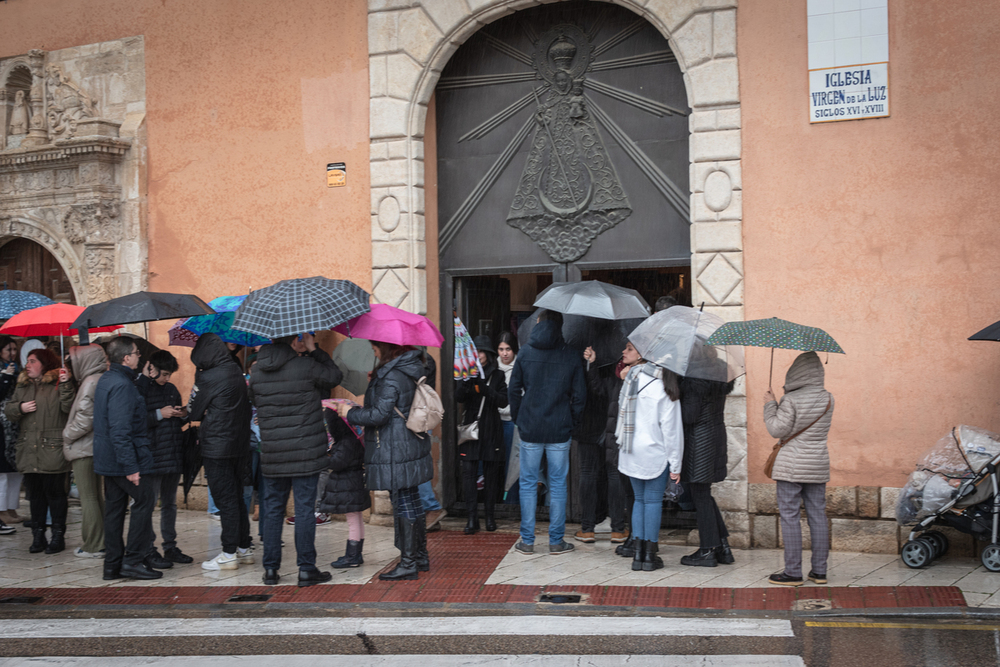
left=6, top=347, right=76, bottom=554
left=455, top=335, right=508, bottom=535
left=763, top=351, right=834, bottom=586
left=336, top=342, right=434, bottom=580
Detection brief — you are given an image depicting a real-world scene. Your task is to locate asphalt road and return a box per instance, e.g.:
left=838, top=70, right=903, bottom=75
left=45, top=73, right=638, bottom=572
left=2, top=610, right=1000, bottom=666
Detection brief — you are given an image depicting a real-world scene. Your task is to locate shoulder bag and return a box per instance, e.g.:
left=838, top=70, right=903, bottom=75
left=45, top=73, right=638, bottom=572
left=457, top=391, right=485, bottom=445
left=764, top=396, right=831, bottom=479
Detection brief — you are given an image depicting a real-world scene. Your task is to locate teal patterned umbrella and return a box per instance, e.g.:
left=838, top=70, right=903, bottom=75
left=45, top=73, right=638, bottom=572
left=706, top=317, right=844, bottom=387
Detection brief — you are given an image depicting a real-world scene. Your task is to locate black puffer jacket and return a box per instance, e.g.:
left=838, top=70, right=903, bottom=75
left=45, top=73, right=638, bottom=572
left=189, top=333, right=251, bottom=460
left=679, top=377, right=734, bottom=484
left=602, top=369, right=625, bottom=467
left=137, top=375, right=185, bottom=476
left=575, top=363, right=616, bottom=446
left=347, top=349, right=432, bottom=492
left=248, top=341, right=343, bottom=477
left=455, top=361, right=507, bottom=461
left=318, top=409, right=371, bottom=515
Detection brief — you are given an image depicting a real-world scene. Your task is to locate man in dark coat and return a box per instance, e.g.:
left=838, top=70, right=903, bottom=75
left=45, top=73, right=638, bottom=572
left=189, top=333, right=253, bottom=572
left=248, top=332, right=342, bottom=587
left=508, top=310, right=586, bottom=556
left=137, top=350, right=192, bottom=566
left=93, top=336, right=160, bottom=581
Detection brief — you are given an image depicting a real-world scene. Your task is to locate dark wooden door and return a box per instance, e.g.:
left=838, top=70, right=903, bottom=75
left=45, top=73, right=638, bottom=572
left=0, top=238, right=76, bottom=304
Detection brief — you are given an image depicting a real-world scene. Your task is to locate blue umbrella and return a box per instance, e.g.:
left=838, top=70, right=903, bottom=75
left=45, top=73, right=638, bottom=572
left=0, top=290, right=55, bottom=320
left=181, top=295, right=271, bottom=347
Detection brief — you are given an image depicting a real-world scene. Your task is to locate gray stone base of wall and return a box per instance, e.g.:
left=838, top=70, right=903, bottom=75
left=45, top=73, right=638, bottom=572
left=684, top=483, right=981, bottom=556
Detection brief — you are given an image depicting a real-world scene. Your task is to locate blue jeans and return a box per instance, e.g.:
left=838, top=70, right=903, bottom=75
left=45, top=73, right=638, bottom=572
left=629, top=468, right=670, bottom=542
left=261, top=473, right=320, bottom=572
left=518, top=438, right=570, bottom=545
left=207, top=487, right=218, bottom=515
left=418, top=480, right=441, bottom=512
left=502, top=421, right=519, bottom=504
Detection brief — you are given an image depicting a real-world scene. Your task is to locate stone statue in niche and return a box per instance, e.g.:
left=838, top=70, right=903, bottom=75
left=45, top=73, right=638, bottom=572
left=8, top=91, right=30, bottom=135
left=506, top=25, right=631, bottom=263
left=44, top=65, right=96, bottom=140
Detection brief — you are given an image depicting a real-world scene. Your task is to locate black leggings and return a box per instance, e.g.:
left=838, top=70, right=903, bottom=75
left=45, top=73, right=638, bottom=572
left=688, top=482, right=729, bottom=549
left=461, top=459, right=501, bottom=514
left=24, top=472, right=69, bottom=528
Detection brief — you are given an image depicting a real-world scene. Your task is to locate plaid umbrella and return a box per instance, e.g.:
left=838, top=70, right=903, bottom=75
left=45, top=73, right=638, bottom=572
left=706, top=317, right=844, bottom=387
left=181, top=295, right=271, bottom=347
left=0, top=290, right=54, bottom=320
left=231, top=277, right=370, bottom=339
left=453, top=314, right=483, bottom=380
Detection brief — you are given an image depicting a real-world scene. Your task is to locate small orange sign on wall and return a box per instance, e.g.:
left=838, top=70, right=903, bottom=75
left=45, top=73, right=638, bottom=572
left=327, top=162, right=346, bottom=187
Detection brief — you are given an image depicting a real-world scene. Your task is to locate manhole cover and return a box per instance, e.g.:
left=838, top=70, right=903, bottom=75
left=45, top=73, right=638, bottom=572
left=794, top=598, right=832, bottom=611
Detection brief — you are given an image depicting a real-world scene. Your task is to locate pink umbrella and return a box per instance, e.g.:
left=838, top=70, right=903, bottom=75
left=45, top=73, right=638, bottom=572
left=333, top=304, right=444, bottom=347
left=168, top=318, right=201, bottom=348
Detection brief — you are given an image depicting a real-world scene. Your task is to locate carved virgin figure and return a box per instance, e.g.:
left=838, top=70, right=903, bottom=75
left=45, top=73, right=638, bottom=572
left=8, top=90, right=30, bottom=135
left=506, top=25, right=631, bottom=263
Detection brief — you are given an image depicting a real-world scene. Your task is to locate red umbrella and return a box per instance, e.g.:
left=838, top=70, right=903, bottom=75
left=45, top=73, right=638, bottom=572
left=332, top=303, right=444, bottom=347
left=0, top=303, right=121, bottom=337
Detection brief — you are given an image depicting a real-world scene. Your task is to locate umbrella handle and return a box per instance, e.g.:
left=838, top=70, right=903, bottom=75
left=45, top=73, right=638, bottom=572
left=768, top=347, right=774, bottom=390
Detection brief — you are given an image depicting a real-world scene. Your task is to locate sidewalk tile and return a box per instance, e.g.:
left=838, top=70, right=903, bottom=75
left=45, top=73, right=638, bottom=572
left=862, top=586, right=898, bottom=608
left=733, top=588, right=766, bottom=610
left=666, top=587, right=700, bottom=608
left=700, top=587, right=733, bottom=609
left=764, top=587, right=796, bottom=610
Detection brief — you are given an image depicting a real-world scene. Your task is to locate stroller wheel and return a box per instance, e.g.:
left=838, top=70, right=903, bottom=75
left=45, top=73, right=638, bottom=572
left=923, top=531, right=949, bottom=559
left=982, top=544, right=1000, bottom=572
left=901, top=539, right=932, bottom=569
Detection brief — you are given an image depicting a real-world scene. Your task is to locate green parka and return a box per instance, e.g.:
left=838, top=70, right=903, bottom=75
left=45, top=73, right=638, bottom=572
left=5, top=369, right=76, bottom=474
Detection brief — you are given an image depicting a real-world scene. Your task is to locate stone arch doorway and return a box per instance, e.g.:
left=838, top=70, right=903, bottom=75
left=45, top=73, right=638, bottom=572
left=368, top=0, right=749, bottom=538
left=0, top=237, right=76, bottom=304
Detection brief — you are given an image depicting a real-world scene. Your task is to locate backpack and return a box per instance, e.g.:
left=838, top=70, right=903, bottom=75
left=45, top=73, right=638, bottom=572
left=394, top=376, right=444, bottom=437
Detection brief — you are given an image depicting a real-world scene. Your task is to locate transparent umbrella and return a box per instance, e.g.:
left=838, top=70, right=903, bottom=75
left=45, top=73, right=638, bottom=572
left=628, top=306, right=745, bottom=382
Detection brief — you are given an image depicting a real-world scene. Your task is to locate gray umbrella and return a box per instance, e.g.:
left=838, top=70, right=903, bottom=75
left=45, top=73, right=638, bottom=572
left=330, top=338, right=377, bottom=395
left=533, top=280, right=650, bottom=320
left=231, top=277, right=370, bottom=339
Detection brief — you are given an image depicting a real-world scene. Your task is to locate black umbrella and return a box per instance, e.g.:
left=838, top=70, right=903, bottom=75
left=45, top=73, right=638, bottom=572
left=517, top=308, right=645, bottom=368
left=181, top=424, right=202, bottom=504
left=969, top=320, right=1000, bottom=341
left=71, top=291, right=215, bottom=330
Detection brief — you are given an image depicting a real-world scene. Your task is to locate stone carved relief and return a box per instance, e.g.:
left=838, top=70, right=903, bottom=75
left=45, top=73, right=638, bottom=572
left=44, top=65, right=97, bottom=141
left=9, top=91, right=29, bottom=136
left=63, top=200, right=121, bottom=245
left=84, top=244, right=116, bottom=305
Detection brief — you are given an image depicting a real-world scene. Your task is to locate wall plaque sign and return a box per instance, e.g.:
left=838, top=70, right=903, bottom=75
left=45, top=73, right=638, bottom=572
left=327, top=162, right=346, bottom=187
left=809, top=63, right=888, bottom=123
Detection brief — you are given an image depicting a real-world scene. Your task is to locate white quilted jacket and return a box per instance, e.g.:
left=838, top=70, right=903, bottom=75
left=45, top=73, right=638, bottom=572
left=763, top=351, right=834, bottom=484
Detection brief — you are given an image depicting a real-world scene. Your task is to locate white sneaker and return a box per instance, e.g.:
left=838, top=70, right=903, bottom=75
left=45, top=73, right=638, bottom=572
left=74, top=547, right=104, bottom=558
left=237, top=546, right=255, bottom=564
left=594, top=518, right=612, bottom=534
left=202, top=552, right=238, bottom=571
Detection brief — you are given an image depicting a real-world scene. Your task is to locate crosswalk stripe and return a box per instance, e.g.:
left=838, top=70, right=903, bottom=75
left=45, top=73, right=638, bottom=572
left=2, top=616, right=794, bottom=638
left=0, top=656, right=807, bottom=667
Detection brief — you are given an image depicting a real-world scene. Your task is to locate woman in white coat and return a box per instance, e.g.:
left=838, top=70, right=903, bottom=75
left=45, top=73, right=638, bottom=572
left=616, top=341, right=684, bottom=572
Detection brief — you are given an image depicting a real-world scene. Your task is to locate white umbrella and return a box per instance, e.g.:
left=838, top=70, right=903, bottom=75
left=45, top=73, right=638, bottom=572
left=628, top=306, right=745, bottom=382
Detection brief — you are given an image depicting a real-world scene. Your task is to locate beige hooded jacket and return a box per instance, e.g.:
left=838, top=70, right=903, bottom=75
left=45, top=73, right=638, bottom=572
left=62, top=344, right=108, bottom=462
left=763, top=351, right=834, bottom=484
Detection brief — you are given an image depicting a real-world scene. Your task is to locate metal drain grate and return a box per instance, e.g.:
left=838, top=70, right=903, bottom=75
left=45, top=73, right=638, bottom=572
left=794, top=598, right=833, bottom=611
left=227, top=594, right=272, bottom=603
left=538, top=594, right=583, bottom=604
left=0, top=596, right=43, bottom=604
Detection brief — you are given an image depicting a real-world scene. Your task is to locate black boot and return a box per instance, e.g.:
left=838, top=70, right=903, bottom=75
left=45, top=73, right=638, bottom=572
left=464, top=507, right=479, bottom=535
left=484, top=501, right=497, bottom=532
left=29, top=526, right=47, bottom=553
left=414, top=517, right=429, bottom=572
left=631, top=538, right=646, bottom=571
left=380, top=518, right=419, bottom=581
left=45, top=524, right=65, bottom=554
left=331, top=539, right=364, bottom=569
left=680, top=547, right=719, bottom=567
left=616, top=535, right=636, bottom=558
left=642, top=540, right=664, bottom=571
left=715, top=537, right=735, bottom=565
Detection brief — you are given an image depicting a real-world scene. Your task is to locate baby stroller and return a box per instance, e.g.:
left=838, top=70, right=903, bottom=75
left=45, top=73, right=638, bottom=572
left=896, top=425, right=1000, bottom=571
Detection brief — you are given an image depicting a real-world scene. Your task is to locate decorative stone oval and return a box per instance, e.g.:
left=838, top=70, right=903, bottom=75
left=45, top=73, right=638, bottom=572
left=704, top=170, right=733, bottom=212
left=377, top=196, right=401, bottom=232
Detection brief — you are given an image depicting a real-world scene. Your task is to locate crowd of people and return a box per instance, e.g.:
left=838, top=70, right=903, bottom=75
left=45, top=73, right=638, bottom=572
left=0, top=294, right=835, bottom=588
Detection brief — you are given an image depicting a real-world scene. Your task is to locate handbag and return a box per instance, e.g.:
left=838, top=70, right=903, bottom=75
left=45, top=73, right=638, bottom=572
left=457, top=393, right=485, bottom=445
left=764, top=397, right=831, bottom=479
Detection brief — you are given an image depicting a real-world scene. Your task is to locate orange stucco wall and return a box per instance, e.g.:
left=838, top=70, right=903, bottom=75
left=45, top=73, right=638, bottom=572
left=0, top=0, right=372, bottom=394
left=739, top=0, right=1000, bottom=486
